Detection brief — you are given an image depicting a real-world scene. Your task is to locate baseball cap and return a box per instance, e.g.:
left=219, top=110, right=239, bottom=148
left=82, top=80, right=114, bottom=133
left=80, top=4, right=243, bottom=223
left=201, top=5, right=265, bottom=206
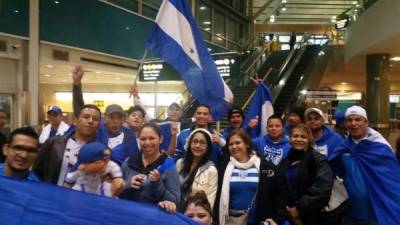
left=70, top=142, right=109, bottom=172
left=305, top=107, right=324, bottom=118
left=228, top=106, right=244, bottom=120
left=168, top=103, right=182, bottom=111
left=345, top=105, right=367, bottom=120
left=334, top=110, right=346, bottom=125
left=47, top=106, right=62, bottom=115
left=105, top=104, right=124, bottom=116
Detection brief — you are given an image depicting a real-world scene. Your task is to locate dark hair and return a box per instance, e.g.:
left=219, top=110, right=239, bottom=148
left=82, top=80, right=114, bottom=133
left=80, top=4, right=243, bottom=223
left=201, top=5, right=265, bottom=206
left=8, top=126, right=39, bottom=145
left=267, top=114, right=284, bottom=125
left=80, top=104, right=102, bottom=119
left=184, top=191, right=213, bottom=217
left=138, top=122, right=162, bottom=138
left=227, top=128, right=253, bottom=156
left=180, top=130, right=213, bottom=194
left=289, top=124, right=315, bottom=150
left=228, top=106, right=244, bottom=121
left=127, top=105, right=146, bottom=118
left=168, top=103, right=182, bottom=111
left=195, top=104, right=211, bottom=113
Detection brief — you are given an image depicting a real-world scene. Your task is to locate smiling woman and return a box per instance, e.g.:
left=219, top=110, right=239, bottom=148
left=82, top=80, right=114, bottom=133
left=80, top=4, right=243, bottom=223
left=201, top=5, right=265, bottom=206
left=279, top=124, right=334, bottom=225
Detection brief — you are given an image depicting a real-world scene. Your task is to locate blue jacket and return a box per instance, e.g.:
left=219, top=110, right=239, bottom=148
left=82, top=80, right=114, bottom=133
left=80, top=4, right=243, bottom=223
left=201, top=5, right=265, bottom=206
left=175, top=127, right=224, bottom=167
left=314, top=125, right=344, bottom=158
left=120, top=152, right=180, bottom=205
left=252, top=135, right=291, bottom=166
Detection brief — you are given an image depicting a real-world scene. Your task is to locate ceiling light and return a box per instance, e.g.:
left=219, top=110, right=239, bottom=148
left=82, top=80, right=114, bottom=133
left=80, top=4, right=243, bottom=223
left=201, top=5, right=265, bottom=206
left=199, top=6, right=207, bottom=10
left=14, top=10, right=19, bottom=13
left=390, top=57, right=400, bottom=61
left=282, top=0, right=287, bottom=3
left=340, top=82, right=348, bottom=85
left=46, top=64, right=53, bottom=68
left=269, top=15, right=275, bottom=23
left=300, top=89, right=307, bottom=95
left=96, top=71, right=101, bottom=74
left=203, top=21, right=211, bottom=25
left=204, top=28, right=211, bottom=31
left=281, top=7, right=287, bottom=11
left=352, top=1, right=357, bottom=4
left=331, top=16, right=337, bottom=23
left=44, top=74, right=51, bottom=77
left=54, top=0, right=60, bottom=4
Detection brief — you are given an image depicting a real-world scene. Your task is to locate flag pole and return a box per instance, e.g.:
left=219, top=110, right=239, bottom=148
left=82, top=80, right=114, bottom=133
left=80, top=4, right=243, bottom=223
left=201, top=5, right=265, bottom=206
left=134, top=49, right=148, bottom=85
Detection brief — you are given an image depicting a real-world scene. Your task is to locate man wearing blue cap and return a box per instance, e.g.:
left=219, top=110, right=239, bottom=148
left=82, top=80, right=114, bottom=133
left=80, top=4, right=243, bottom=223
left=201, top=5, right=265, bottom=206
left=39, top=106, right=70, bottom=144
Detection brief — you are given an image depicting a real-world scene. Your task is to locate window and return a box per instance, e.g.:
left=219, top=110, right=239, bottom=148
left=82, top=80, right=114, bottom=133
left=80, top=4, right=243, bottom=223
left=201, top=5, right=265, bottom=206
left=213, top=10, right=226, bottom=46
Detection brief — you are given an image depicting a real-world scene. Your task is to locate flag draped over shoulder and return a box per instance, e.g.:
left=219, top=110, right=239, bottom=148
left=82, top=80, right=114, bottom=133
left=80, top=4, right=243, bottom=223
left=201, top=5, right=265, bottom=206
left=329, top=129, right=400, bottom=225
left=0, top=176, right=199, bottom=225
left=146, top=0, right=233, bottom=120
left=243, top=83, right=274, bottom=138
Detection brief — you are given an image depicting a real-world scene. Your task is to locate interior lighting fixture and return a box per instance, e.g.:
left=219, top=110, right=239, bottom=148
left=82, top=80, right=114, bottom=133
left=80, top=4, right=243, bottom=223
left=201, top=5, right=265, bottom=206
left=204, top=27, right=211, bottom=31
left=54, top=0, right=60, bottom=4
left=281, top=7, right=287, bottom=11
left=300, top=89, right=307, bottom=95
left=44, top=74, right=51, bottom=77
left=282, top=0, right=287, bottom=3
left=199, top=6, right=207, bottom=10
left=269, top=15, right=275, bottom=23
left=352, top=1, right=357, bottom=4
left=46, top=64, right=54, bottom=68
left=203, top=21, right=211, bottom=25
left=331, top=16, right=337, bottom=23
left=340, top=82, right=348, bottom=85
left=279, top=80, right=285, bottom=86
left=390, top=57, right=400, bottom=61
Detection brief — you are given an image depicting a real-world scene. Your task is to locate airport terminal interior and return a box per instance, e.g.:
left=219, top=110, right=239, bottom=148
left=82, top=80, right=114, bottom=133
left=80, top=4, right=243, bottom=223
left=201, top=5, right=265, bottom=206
left=0, top=0, right=399, bottom=146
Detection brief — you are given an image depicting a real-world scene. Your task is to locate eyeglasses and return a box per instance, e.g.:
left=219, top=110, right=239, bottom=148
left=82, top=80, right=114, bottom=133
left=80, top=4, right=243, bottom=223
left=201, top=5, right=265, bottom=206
left=191, top=139, right=207, bottom=146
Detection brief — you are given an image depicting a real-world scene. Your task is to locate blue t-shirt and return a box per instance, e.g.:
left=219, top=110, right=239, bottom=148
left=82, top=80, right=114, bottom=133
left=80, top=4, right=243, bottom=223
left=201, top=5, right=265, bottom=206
left=0, top=163, right=41, bottom=181
left=229, top=166, right=259, bottom=223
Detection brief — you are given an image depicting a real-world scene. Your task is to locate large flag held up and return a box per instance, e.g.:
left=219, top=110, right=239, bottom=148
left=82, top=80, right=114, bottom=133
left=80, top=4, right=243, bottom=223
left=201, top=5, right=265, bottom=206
left=146, top=0, right=233, bottom=120
left=244, top=83, right=274, bottom=138
left=0, top=176, right=199, bottom=225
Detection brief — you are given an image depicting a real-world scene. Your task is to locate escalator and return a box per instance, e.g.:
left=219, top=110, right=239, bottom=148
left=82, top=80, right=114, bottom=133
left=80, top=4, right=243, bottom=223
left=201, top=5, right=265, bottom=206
left=272, top=45, right=323, bottom=116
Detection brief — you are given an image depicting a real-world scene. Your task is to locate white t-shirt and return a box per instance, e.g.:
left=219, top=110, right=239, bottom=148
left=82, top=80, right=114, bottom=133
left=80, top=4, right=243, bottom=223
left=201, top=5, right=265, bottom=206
left=57, top=138, right=86, bottom=186
left=108, top=132, right=124, bottom=149
left=65, top=161, right=122, bottom=197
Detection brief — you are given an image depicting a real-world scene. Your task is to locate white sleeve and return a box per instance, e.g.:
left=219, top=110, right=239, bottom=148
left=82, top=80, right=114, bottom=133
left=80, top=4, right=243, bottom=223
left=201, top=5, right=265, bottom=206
left=107, top=161, right=123, bottom=178
left=65, top=171, right=80, bottom=184
left=133, top=96, right=153, bottom=122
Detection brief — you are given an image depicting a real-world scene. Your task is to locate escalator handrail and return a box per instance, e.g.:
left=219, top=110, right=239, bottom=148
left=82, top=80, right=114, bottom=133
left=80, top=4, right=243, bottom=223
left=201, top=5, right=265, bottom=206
left=242, top=47, right=268, bottom=74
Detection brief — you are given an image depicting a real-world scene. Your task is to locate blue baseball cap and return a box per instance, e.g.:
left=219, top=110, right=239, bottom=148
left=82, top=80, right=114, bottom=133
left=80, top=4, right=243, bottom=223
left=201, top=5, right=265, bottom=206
left=47, top=106, right=62, bottom=115
left=334, top=110, right=346, bottom=125
left=70, top=142, right=109, bottom=172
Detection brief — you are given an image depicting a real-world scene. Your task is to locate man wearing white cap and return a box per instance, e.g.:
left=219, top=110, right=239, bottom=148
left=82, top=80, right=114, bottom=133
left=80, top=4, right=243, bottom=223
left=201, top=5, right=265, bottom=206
left=305, top=107, right=343, bottom=157
left=329, top=105, right=400, bottom=225
left=39, top=106, right=70, bottom=144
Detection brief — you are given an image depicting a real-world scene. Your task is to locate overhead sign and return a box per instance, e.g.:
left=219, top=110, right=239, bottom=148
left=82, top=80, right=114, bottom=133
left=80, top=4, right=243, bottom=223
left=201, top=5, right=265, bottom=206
left=139, top=53, right=239, bottom=82
left=306, top=90, right=337, bottom=100
left=93, top=100, right=104, bottom=107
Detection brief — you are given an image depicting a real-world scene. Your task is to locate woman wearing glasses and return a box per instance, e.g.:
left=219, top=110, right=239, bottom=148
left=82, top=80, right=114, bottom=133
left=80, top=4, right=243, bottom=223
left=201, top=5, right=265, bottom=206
left=176, top=128, right=218, bottom=209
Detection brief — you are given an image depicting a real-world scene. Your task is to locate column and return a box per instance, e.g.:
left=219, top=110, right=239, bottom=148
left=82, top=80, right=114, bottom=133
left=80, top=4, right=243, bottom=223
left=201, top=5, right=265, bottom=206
left=366, top=54, right=390, bottom=135
left=28, top=0, right=40, bottom=127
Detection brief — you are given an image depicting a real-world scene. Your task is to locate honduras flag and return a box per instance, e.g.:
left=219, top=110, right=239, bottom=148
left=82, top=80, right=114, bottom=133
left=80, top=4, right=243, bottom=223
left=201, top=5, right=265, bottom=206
left=146, top=0, right=233, bottom=120
left=244, top=83, right=274, bottom=138
left=0, top=176, right=198, bottom=225
left=329, top=128, right=400, bottom=225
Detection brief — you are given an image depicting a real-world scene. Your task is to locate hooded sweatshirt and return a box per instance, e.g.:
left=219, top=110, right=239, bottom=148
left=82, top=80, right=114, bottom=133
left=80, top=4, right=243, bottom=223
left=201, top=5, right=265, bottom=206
left=252, top=135, right=291, bottom=166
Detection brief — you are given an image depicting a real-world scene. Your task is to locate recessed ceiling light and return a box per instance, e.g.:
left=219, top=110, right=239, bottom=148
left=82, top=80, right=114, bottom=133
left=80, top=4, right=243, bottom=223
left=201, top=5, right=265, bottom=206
left=46, top=64, right=53, bottom=68
left=54, top=1, right=60, bottom=4
left=203, top=21, right=211, bottom=25
left=14, top=10, right=19, bottom=13
left=390, top=56, right=400, bottom=61
left=282, top=0, right=287, bottom=3
left=281, top=7, right=287, bottom=11
left=341, top=82, right=348, bottom=85
left=44, top=74, right=51, bottom=77
left=199, top=6, right=207, bottom=10
left=96, top=71, right=101, bottom=74
left=352, top=1, right=357, bottom=4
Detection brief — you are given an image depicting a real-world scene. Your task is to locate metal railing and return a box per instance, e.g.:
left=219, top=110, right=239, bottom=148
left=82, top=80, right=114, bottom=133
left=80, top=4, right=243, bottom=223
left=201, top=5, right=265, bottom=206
left=241, top=68, right=273, bottom=111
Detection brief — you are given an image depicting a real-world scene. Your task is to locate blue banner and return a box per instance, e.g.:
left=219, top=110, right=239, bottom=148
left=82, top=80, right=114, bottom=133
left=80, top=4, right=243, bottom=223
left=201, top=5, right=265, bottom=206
left=0, top=176, right=199, bottom=225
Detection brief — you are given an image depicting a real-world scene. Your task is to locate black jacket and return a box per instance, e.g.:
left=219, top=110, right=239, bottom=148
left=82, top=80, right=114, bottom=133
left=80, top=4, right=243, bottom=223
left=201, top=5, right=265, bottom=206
left=279, top=149, right=333, bottom=225
left=214, top=154, right=287, bottom=225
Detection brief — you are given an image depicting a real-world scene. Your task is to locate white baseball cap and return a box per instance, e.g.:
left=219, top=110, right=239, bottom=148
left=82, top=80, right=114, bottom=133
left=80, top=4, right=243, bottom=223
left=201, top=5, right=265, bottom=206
left=345, top=105, right=367, bottom=120
left=305, top=107, right=324, bottom=118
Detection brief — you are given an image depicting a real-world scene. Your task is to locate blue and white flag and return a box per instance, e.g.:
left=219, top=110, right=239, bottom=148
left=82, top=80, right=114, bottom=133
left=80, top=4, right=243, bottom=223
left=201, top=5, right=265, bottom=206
left=244, top=83, right=274, bottom=138
left=146, top=0, right=233, bottom=120
left=0, top=176, right=198, bottom=225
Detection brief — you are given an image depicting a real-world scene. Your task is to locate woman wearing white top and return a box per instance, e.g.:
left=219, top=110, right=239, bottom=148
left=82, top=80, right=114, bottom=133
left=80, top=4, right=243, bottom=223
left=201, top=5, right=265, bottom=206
left=176, top=128, right=218, bottom=209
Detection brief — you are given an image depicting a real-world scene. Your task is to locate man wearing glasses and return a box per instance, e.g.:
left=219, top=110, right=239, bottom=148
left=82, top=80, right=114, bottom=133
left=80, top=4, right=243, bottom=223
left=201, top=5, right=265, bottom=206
left=1, top=127, right=40, bottom=181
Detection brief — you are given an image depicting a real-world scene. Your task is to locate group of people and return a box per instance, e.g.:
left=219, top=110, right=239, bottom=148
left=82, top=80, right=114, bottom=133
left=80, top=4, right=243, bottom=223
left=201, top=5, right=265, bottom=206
left=1, top=66, right=400, bottom=225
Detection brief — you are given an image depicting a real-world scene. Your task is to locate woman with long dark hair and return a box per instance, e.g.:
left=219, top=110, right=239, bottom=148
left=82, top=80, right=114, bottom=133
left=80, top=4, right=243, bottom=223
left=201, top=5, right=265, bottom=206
left=176, top=128, right=218, bottom=208
left=120, top=123, right=180, bottom=213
